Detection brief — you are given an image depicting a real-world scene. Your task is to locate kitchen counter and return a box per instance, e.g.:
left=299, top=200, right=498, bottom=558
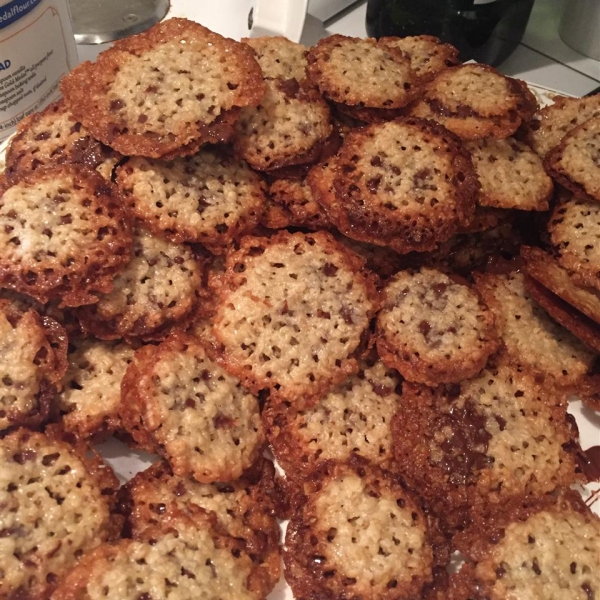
left=76, top=0, right=600, bottom=97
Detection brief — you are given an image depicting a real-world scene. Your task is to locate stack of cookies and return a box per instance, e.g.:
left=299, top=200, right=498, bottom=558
left=0, top=17, right=599, bottom=600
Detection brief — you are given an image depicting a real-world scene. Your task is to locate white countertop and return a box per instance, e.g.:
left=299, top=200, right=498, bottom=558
left=77, top=0, right=600, bottom=97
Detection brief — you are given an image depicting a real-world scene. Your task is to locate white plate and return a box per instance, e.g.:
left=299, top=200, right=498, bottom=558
left=1, top=83, right=598, bottom=600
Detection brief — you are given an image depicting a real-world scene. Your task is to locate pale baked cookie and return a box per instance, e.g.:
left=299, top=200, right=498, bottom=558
left=61, top=18, right=266, bottom=158
left=57, top=337, right=135, bottom=439
left=51, top=511, right=267, bottom=600
left=474, top=270, right=595, bottom=390
left=466, top=137, right=553, bottom=211
left=521, top=245, right=600, bottom=324
left=121, top=458, right=280, bottom=593
left=5, top=100, right=119, bottom=183
left=284, top=462, right=434, bottom=600
left=263, top=358, right=401, bottom=480
left=265, top=177, right=330, bottom=231
left=311, top=119, right=478, bottom=254
left=545, top=116, right=600, bottom=203
left=75, top=228, right=202, bottom=341
left=0, top=427, right=120, bottom=599
left=0, top=300, right=67, bottom=432
left=234, top=77, right=332, bottom=171
left=377, top=268, right=498, bottom=385
left=211, top=231, right=379, bottom=407
left=306, top=35, right=417, bottom=115
left=524, top=275, right=600, bottom=353
left=451, top=491, right=600, bottom=600
left=378, top=35, right=459, bottom=81
left=548, top=195, right=600, bottom=291
left=392, top=363, right=582, bottom=533
left=524, top=93, right=600, bottom=158
left=0, top=165, right=132, bottom=306
left=410, top=64, right=537, bottom=140
left=116, top=150, right=266, bottom=251
left=121, top=332, right=264, bottom=483
left=243, top=36, right=308, bottom=81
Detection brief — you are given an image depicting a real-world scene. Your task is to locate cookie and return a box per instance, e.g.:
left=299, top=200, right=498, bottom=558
left=120, top=332, right=264, bottom=483
left=409, top=64, right=537, bottom=140
left=0, top=299, right=67, bottom=432
left=377, top=268, right=498, bottom=385
left=306, top=34, right=417, bottom=111
left=0, top=427, right=120, bottom=599
left=243, top=36, right=308, bottom=81
left=52, top=510, right=268, bottom=600
left=211, top=231, right=379, bottom=407
left=392, top=362, right=582, bottom=533
left=5, top=100, right=120, bottom=183
left=522, top=245, right=600, bottom=324
left=263, top=358, right=401, bottom=480
left=116, top=149, right=266, bottom=251
left=61, top=18, right=266, bottom=158
left=452, top=491, right=600, bottom=600
left=466, top=137, right=553, bottom=211
left=75, top=228, right=203, bottom=341
left=379, top=35, right=460, bottom=81
left=266, top=177, right=330, bottom=231
left=0, top=165, right=132, bottom=306
left=284, top=461, right=434, bottom=600
left=548, top=194, right=600, bottom=292
left=545, top=116, right=600, bottom=203
left=57, top=337, right=135, bottom=439
left=121, top=458, right=280, bottom=592
left=524, top=93, right=600, bottom=158
left=312, top=118, right=478, bottom=254
left=524, top=275, right=600, bottom=353
left=474, top=270, right=595, bottom=390
left=233, top=77, right=332, bottom=171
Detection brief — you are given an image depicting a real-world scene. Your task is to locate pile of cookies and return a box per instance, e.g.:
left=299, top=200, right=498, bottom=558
left=0, top=17, right=599, bottom=600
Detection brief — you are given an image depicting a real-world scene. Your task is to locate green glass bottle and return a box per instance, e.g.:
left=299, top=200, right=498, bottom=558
left=366, top=0, right=535, bottom=66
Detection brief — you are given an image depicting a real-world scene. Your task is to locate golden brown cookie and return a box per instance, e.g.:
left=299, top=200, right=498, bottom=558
left=392, top=362, right=583, bottom=533
left=451, top=491, right=600, bottom=600
left=306, top=35, right=417, bottom=112
left=116, top=150, right=266, bottom=251
left=524, top=275, right=600, bottom=353
left=524, top=93, right=600, bottom=158
left=0, top=299, right=67, bottom=432
left=548, top=194, right=600, bottom=292
left=0, top=427, right=120, bottom=600
left=243, top=36, right=308, bottom=81
left=466, top=137, right=553, bottom=211
left=521, top=245, right=600, bottom=324
left=57, top=336, right=136, bottom=439
left=211, top=230, right=379, bottom=407
left=121, top=458, right=280, bottom=593
left=474, top=270, right=595, bottom=390
left=5, top=100, right=120, bottom=183
left=75, top=228, right=203, bottom=341
left=409, top=64, right=537, bottom=140
left=121, top=332, right=264, bottom=483
left=263, top=357, right=401, bottom=480
left=51, top=510, right=267, bottom=600
left=0, top=165, right=132, bottom=306
left=265, top=177, right=330, bottom=231
left=545, top=116, right=600, bottom=203
left=284, top=461, right=434, bottom=600
left=376, top=268, right=498, bottom=385
left=310, top=118, right=478, bottom=254
left=233, top=77, right=332, bottom=171
left=379, top=35, right=460, bottom=81
left=61, top=18, right=266, bottom=158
